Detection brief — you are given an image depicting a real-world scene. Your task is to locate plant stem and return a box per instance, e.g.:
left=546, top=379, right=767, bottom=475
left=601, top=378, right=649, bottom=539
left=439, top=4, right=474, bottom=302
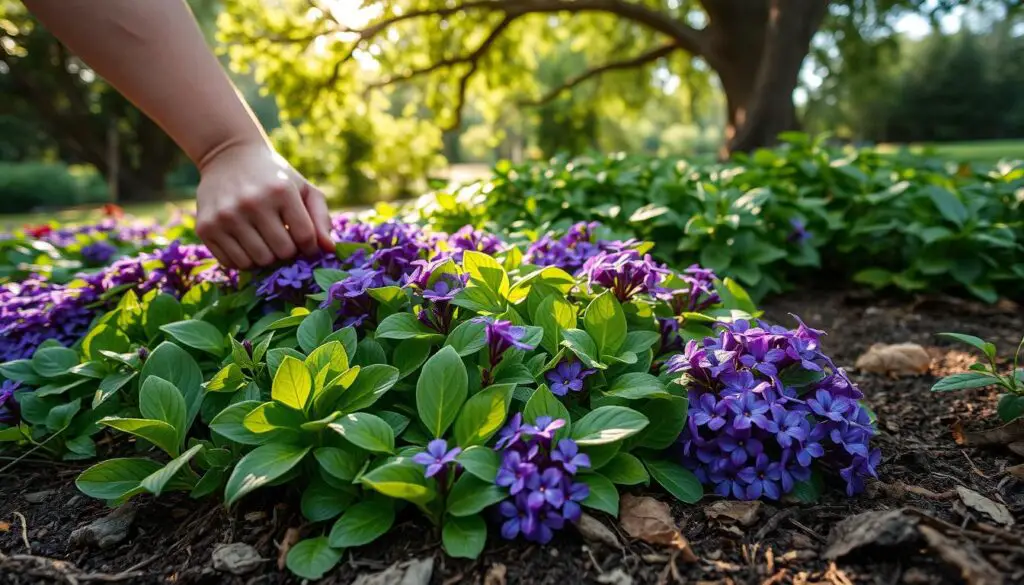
left=0, top=429, right=64, bottom=476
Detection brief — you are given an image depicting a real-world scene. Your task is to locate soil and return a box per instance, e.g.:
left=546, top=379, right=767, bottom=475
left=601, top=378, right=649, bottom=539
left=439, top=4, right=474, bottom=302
left=2, top=289, right=1023, bottom=585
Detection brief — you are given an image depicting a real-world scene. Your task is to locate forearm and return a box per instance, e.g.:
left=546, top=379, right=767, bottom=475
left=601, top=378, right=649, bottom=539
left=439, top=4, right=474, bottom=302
left=23, top=0, right=267, bottom=169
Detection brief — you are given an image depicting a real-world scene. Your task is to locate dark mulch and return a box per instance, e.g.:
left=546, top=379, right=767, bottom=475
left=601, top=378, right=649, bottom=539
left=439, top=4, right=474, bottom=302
left=2, top=289, right=1023, bottom=585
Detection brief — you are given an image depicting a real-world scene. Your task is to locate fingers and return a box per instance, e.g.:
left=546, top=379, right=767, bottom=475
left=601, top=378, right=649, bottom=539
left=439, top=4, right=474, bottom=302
left=231, top=222, right=276, bottom=267
left=205, top=240, right=236, bottom=270
left=301, top=183, right=335, bottom=252
left=278, top=186, right=320, bottom=257
left=254, top=208, right=298, bottom=261
left=213, top=235, right=254, bottom=270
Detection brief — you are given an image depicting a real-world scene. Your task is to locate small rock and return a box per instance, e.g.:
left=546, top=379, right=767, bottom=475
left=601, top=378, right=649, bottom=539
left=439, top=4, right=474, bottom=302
left=855, top=343, right=930, bottom=376
left=352, top=558, right=433, bottom=585
left=24, top=490, right=56, bottom=504
left=483, top=563, right=507, bottom=585
left=66, top=496, right=84, bottom=508
left=70, top=503, right=137, bottom=549
left=575, top=513, right=620, bottom=549
left=212, top=542, right=264, bottom=576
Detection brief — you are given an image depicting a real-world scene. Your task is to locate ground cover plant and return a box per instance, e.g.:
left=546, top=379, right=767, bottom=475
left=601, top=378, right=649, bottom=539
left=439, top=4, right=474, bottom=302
left=0, top=211, right=880, bottom=581
left=402, top=133, right=1024, bottom=302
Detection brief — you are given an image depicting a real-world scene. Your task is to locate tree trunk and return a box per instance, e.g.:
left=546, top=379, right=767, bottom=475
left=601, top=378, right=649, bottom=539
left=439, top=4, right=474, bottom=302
left=116, top=171, right=167, bottom=202
left=701, top=0, right=830, bottom=156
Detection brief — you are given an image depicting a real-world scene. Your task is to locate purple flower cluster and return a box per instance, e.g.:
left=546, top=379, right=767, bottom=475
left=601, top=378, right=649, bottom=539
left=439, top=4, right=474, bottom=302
left=478, top=319, right=535, bottom=385
left=544, top=360, right=596, bottom=396
left=525, top=221, right=614, bottom=274
left=412, top=438, right=462, bottom=478
left=448, top=226, right=504, bottom=261
left=0, top=380, right=20, bottom=426
left=581, top=249, right=670, bottom=302
left=407, top=259, right=468, bottom=335
left=0, top=241, right=234, bottom=362
left=44, top=218, right=159, bottom=250
left=495, top=415, right=590, bottom=544
left=81, top=241, right=118, bottom=265
left=257, top=255, right=340, bottom=306
left=666, top=317, right=879, bottom=499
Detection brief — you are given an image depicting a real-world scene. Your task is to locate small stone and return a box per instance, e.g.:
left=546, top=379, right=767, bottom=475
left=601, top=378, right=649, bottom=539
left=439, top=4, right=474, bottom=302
left=70, top=503, right=137, bottom=549
left=66, top=496, right=84, bottom=508
left=212, top=542, right=264, bottom=576
left=24, top=490, right=56, bottom=504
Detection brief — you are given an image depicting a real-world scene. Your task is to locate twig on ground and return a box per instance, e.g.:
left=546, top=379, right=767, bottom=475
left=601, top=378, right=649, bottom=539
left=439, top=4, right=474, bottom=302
left=14, top=511, right=30, bottom=553
left=902, top=483, right=956, bottom=500
left=753, top=508, right=796, bottom=541
left=961, top=450, right=988, bottom=478
left=787, top=519, right=826, bottom=543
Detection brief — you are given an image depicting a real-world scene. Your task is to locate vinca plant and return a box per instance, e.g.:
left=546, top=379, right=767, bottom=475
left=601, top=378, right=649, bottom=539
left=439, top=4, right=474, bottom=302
left=931, top=332, right=1024, bottom=423
left=0, top=211, right=878, bottom=581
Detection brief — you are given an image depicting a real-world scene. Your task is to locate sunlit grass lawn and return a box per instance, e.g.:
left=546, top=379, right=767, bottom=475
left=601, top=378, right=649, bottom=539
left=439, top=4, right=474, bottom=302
left=0, top=200, right=196, bottom=230
left=876, top=139, right=1024, bottom=164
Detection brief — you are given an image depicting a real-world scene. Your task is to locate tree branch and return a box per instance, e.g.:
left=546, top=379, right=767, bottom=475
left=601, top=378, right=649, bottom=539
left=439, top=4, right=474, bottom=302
left=520, top=41, right=679, bottom=106
left=447, top=15, right=517, bottom=130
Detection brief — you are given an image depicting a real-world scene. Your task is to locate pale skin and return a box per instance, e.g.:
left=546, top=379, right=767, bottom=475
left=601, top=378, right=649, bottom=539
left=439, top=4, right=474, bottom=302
left=22, top=0, right=335, bottom=269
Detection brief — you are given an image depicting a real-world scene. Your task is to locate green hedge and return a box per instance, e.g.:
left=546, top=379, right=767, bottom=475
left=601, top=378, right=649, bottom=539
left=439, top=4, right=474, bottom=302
left=0, top=162, right=109, bottom=214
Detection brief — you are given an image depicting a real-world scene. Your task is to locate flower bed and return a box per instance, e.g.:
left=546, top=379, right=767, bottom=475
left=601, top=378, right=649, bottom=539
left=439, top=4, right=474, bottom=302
left=0, top=214, right=877, bottom=580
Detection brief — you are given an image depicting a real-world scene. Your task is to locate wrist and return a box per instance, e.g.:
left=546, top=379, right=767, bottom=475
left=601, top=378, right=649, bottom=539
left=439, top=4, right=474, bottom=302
left=195, top=134, right=271, bottom=174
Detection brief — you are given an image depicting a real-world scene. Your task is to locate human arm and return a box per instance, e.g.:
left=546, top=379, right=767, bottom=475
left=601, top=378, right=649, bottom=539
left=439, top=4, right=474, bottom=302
left=22, top=0, right=334, bottom=268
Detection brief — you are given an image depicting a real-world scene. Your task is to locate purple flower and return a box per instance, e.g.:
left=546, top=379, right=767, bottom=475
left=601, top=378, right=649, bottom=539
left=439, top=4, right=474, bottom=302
left=527, top=468, right=565, bottom=510
left=581, top=250, right=669, bottom=302
left=495, top=413, right=525, bottom=449
left=737, top=453, right=784, bottom=500
left=545, top=360, right=595, bottom=396
left=411, top=439, right=461, bottom=478
left=495, top=450, right=536, bottom=495
left=0, top=380, right=20, bottom=426
left=787, top=218, right=812, bottom=245
left=725, top=391, right=771, bottom=431
left=807, top=390, right=852, bottom=422
left=691, top=393, right=728, bottom=431
left=81, top=241, right=118, bottom=265
left=767, top=405, right=810, bottom=448
left=522, top=416, right=565, bottom=441
left=449, top=226, right=504, bottom=259
left=551, top=439, right=591, bottom=474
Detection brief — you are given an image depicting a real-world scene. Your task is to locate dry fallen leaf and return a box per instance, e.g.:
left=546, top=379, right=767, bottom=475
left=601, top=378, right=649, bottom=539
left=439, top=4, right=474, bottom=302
left=0, top=521, right=9, bottom=533
left=619, top=494, right=698, bottom=562
left=277, top=527, right=300, bottom=571
left=919, top=525, right=1004, bottom=585
left=854, top=343, right=931, bottom=376
left=823, top=509, right=920, bottom=559
left=958, top=418, right=1024, bottom=446
left=956, top=487, right=1014, bottom=526
left=352, top=558, right=434, bottom=585
left=596, top=568, right=633, bottom=585
left=705, top=500, right=762, bottom=527
left=575, top=512, right=621, bottom=549
left=483, top=563, right=507, bottom=585
left=1006, top=463, right=1024, bottom=480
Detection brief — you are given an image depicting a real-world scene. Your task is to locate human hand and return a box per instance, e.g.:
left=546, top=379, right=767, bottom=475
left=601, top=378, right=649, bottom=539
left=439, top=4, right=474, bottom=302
left=195, top=142, right=334, bottom=270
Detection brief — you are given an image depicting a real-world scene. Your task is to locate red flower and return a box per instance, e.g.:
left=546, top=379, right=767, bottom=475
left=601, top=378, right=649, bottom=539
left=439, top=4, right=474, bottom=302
left=24, top=224, right=53, bottom=238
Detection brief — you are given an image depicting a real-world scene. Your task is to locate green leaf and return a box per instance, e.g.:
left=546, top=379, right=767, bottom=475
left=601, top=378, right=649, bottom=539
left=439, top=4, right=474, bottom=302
left=788, top=470, right=824, bottom=503
left=315, top=446, right=364, bottom=482
left=442, top=514, right=487, bottom=559
left=931, top=372, right=999, bottom=392
left=314, top=268, right=348, bottom=291
left=938, top=333, right=997, bottom=361
left=99, top=417, right=180, bottom=457
left=209, top=401, right=264, bottom=445
left=456, top=446, right=501, bottom=482
left=533, top=294, right=577, bottom=355
left=561, top=329, right=605, bottom=370
left=267, top=348, right=305, bottom=379
left=453, top=383, right=514, bottom=448
left=285, top=537, right=342, bottom=581
left=140, top=443, right=203, bottom=496
left=329, top=413, right=395, bottom=454
left=301, top=479, right=355, bottom=522
left=606, top=373, right=668, bottom=400
left=452, top=285, right=505, bottom=314
left=631, top=396, right=688, bottom=450
left=323, top=326, right=358, bottom=362
left=853, top=268, right=894, bottom=288
left=416, top=346, right=468, bottom=438
left=83, top=324, right=130, bottom=362
left=45, top=398, right=81, bottom=432
left=523, top=385, right=571, bottom=435
left=0, top=359, right=43, bottom=385
left=577, top=473, right=619, bottom=516
left=643, top=458, right=703, bottom=503
left=571, top=406, right=648, bottom=446
left=139, top=376, right=187, bottom=444
left=224, top=443, right=311, bottom=505
left=337, top=364, right=399, bottom=413
left=393, top=338, right=433, bottom=379
left=297, top=309, right=334, bottom=353
left=243, top=402, right=306, bottom=437
left=191, top=467, right=227, bottom=499
left=144, top=294, right=183, bottom=339
left=997, top=394, right=1024, bottom=422
left=328, top=499, right=395, bottom=547
left=923, top=185, right=968, bottom=227
left=272, top=356, right=312, bottom=411
left=160, top=320, right=226, bottom=356
left=600, top=453, right=649, bottom=486
left=139, top=342, right=204, bottom=431
left=463, top=250, right=510, bottom=296
left=206, top=363, right=247, bottom=393
left=376, top=312, right=444, bottom=342
left=444, top=319, right=488, bottom=357
left=620, top=330, right=660, bottom=356
left=584, top=291, right=627, bottom=359
left=76, top=458, right=163, bottom=501
left=31, top=346, right=79, bottom=378
left=447, top=474, right=507, bottom=517
left=359, top=460, right=436, bottom=505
